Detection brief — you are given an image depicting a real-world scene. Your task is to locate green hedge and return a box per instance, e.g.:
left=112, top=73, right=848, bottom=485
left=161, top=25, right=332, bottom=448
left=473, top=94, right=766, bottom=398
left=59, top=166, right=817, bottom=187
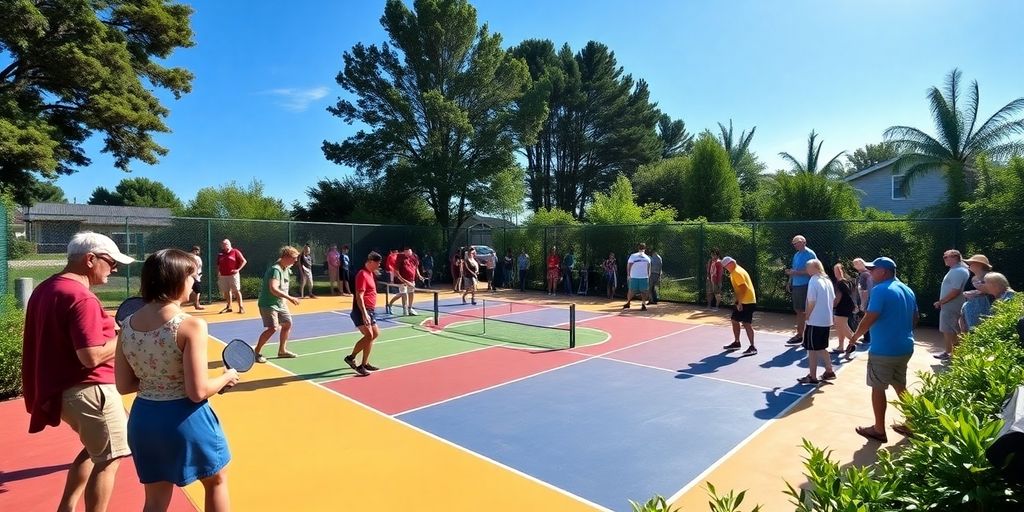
left=0, top=295, right=24, bottom=399
left=786, top=297, right=1024, bottom=511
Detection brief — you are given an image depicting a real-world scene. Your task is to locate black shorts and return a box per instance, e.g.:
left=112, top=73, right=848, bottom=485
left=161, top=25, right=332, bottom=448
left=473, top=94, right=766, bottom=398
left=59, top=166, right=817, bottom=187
left=730, top=303, right=756, bottom=323
left=803, top=325, right=830, bottom=351
left=192, top=280, right=202, bottom=294
left=350, top=308, right=376, bottom=327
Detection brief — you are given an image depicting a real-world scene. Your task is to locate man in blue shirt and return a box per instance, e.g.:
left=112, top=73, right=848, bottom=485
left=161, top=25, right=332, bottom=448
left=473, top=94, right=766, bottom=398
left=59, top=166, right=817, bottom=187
left=517, top=249, right=530, bottom=292
left=784, top=235, right=817, bottom=345
left=562, top=249, right=576, bottom=295
left=847, top=257, right=918, bottom=444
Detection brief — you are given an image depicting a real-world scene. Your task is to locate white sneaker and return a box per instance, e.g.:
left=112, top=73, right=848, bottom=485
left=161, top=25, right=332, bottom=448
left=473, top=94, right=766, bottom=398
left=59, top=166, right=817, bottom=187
left=408, top=308, right=418, bottom=316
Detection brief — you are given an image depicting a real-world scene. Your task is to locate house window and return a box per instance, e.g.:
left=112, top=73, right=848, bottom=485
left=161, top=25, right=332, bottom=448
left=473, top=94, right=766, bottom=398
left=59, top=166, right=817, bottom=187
left=892, top=174, right=907, bottom=200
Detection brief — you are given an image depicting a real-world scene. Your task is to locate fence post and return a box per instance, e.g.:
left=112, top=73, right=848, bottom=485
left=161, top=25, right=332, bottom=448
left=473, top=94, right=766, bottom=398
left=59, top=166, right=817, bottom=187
left=697, top=222, right=705, bottom=303
left=207, top=219, right=213, bottom=302
left=124, top=216, right=130, bottom=298
left=750, top=222, right=760, bottom=300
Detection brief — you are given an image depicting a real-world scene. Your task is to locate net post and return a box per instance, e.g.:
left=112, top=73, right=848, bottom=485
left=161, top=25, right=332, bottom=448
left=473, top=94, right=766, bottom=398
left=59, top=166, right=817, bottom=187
left=482, top=299, right=486, bottom=334
left=433, top=291, right=439, bottom=327
left=569, top=303, right=576, bottom=348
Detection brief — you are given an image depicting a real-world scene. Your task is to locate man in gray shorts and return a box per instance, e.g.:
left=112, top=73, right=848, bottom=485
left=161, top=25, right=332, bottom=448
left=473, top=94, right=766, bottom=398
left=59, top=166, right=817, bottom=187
left=933, top=249, right=969, bottom=360
left=847, top=257, right=918, bottom=443
left=254, top=246, right=302, bottom=363
left=785, top=235, right=817, bottom=345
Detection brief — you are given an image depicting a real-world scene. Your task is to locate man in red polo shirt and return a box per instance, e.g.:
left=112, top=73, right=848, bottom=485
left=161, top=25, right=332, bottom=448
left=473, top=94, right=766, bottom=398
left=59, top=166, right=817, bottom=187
left=22, top=232, right=135, bottom=512
left=387, top=247, right=424, bottom=316
left=217, top=238, right=247, bottom=314
left=384, top=248, right=399, bottom=283
left=345, top=252, right=383, bottom=376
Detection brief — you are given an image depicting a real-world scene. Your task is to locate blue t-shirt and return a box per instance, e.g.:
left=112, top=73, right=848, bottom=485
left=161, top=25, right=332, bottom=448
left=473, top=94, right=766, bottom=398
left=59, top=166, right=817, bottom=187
left=791, top=248, right=817, bottom=286
left=517, top=254, right=529, bottom=270
left=867, top=278, right=918, bottom=356
left=563, top=254, right=575, bottom=269
left=342, top=253, right=350, bottom=270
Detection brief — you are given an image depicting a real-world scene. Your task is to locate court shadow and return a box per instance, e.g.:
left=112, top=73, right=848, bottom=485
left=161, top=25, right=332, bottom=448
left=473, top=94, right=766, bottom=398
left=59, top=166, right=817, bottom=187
left=759, top=346, right=807, bottom=369
left=0, top=463, right=72, bottom=484
left=674, top=351, right=744, bottom=376
left=223, top=370, right=340, bottom=393
left=754, top=386, right=818, bottom=419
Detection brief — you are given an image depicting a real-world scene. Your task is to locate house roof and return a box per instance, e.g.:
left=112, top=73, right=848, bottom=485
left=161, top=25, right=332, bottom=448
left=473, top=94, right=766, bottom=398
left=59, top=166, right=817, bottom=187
left=843, top=157, right=899, bottom=182
left=458, top=213, right=517, bottom=230
left=17, top=203, right=173, bottom=227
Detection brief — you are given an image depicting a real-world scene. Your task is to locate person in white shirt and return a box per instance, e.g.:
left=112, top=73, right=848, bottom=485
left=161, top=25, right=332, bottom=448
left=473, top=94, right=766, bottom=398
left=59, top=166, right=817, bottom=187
left=622, top=243, right=652, bottom=311
left=800, top=259, right=837, bottom=385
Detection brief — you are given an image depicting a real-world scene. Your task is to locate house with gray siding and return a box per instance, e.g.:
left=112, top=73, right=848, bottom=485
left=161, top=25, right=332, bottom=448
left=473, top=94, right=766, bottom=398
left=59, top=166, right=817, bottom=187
left=844, top=158, right=947, bottom=215
left=17, top=203, right=173, bottom=254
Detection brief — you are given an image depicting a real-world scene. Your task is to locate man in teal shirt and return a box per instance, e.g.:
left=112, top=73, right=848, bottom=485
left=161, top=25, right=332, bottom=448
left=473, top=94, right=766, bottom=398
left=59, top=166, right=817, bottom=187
left=254, top=246, right=302, bottom=363
left=785, top=235, right=817, bottom=345
left=847, top=257, right=918, bottom=443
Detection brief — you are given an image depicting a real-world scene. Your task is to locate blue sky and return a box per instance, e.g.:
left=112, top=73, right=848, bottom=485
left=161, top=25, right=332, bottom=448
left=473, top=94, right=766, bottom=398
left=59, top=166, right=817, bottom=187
left=54, top=0, right=1024, bottom=207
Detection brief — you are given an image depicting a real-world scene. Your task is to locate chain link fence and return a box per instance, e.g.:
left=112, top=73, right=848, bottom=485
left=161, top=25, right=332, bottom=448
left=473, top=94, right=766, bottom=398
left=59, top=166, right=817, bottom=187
left=4, top=204, right=1016, bottom=327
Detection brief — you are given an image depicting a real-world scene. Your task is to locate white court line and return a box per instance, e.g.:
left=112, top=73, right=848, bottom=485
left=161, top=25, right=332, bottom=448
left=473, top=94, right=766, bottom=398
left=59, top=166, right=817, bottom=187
left=392, top=324, right=704, bottom=417
left=261, top=322, right=410, bottom=346
left=296, top=332, right=434, bottom=357
left=665, top=349, right=861, bottom=504
left=593, top=355, right=806, bottom=397
left=205, top=332, right=612, bottom=512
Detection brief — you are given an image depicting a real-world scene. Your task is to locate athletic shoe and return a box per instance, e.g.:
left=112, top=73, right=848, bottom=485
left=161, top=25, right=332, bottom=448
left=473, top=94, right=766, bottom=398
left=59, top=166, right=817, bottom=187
left=344, top=355, right=359, bottom=372
left=385, top=305, right=393, bottom=315
left=622, top=303, right=631, bottom=309
left=362, top=363, right=380, bottom=372
left=408, top=308, right=418, bottom=316
left=742, top=346, right=758, bottom=356
left=255, top=354, right=268, bottom=364
left=785, top=336, right=803, bottom=346
left=354, top=365, right=370, bottom=377
left=471, top=300, right=477, bottom=305
left=934, top=352, right=951, bottom=360
left=640, top=304, right=648, bottom=311
left=277, top=351, right=298, bottom=359
left=723, top=341, right=741, bottom=350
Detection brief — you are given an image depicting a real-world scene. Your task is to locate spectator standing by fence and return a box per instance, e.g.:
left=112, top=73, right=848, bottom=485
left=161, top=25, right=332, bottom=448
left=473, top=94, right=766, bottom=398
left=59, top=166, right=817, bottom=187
left=22, top=232, right=136, bottom=512
left=298, top=244, right=317, bottom=299
left=623, top=243, right=651, bottom=311
left=421, top=250, right=434, bottom=289
left=852, top=258, right=873, bottom=344
left=503, top=249, right=514, bottom=289
left=546, top=247, right=560, bottom=296
left=217, top=239, right=247, bottom=314
left=706, top=248, right=724, bottom=311
left=603, top=252, right=618, bottom=299
left=934, top=250, right=970, bottom=360
left=517, top=249, right=530, bottom=292
left=327, top=245, right=342, bottom=295
left=189, top=246, right=205, bottom=310
left=562, top=249, right=575, bottom=295
left=785, top=235, right=817, bottom=346
left=649, top=248, right=663, bottom=304
left=832, top=263, right=857, bottom=353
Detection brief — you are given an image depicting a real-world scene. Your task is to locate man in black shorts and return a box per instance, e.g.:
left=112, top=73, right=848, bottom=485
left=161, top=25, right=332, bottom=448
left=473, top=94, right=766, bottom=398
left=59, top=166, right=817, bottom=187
left=720, top=256, right=758, bottom=356
left=345, top=252, right=383, bottom=377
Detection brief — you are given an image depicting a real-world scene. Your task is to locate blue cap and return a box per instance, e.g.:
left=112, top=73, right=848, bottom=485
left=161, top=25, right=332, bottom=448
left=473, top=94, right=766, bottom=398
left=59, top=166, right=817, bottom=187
left=864, top=257, right=896, bottom=271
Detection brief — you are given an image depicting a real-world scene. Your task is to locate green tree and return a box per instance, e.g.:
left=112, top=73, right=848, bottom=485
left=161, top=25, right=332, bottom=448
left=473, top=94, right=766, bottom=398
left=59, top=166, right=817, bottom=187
left=87, top=187, right=124, bottom=206
left=681, top=133, right=741, bottom=221
left=717, top=120, right=765, bottom=192
left=114, top=177, right=182, bottom=209
left=524, top=207, right=579, bottom=227
left=779, top=130, right=846, bottom=177
left=844, top=141, right=899, bottom=174
left=181, top=180, right=289, bottom=220
left=476, top=165, right=526, bottom=224
left=512, top=39, right=662, bottom=218
left=633, top=156, right=689, bottom=215
left=292, top=176, right=433, bottom=225
left=0, top=1, right=195, bottom=205
left=322, top=0, right=545, bottom=228
left=963, top=155, right=1024, bottom=287
left=25, top=180, right=66, bottom=204
left=586, top=174, right=675, bottom=224
left=762, top=172, right=861, bottom=221
left=659, top=114, right=694, bottom=157
left=884, top=68, right=1024, bottom=214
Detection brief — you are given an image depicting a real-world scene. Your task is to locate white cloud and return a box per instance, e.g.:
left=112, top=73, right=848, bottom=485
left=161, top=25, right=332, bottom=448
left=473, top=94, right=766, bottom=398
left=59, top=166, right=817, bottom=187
left=264, top=86, right=329, bottom=112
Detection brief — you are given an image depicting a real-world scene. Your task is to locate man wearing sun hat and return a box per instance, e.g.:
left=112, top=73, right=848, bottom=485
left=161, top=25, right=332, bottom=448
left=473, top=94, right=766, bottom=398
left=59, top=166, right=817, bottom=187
left=22, top=231, right=136, bottom=511
left=846, top=256, right=918, bottom=443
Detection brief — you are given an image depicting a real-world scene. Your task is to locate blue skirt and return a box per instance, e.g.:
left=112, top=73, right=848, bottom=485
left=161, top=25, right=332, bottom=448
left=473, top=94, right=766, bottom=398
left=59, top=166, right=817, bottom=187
left=128, top=397, right=231, bottom=486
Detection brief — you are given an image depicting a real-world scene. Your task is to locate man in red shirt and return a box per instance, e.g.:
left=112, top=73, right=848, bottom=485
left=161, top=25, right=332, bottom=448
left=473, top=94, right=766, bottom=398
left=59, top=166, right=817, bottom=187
left=384, top=248, right=399, bottom=283
left=387, top=247, right=424, bottom=316
left=345, top=252, right=383, bottom=377
left=22, top=231, right=135, bottom=512
left=217, top=238, right=247, bottom=314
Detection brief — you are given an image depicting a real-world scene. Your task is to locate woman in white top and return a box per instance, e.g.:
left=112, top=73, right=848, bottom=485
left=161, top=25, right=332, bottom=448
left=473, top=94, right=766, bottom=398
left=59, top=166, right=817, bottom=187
left=800, top=259, right=836, bottom=385
left=115, top=249, right=239, bottom=511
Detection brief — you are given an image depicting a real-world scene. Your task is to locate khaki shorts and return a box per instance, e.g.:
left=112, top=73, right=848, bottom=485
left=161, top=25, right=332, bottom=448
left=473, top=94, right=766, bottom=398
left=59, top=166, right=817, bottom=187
left=218, top=274, right=241, bottom=296
left=866, top=353, right=912, bottom=389
left=61, top=383, right=130, bottom=463
left=328, top=266, right=340, bottom=281
left=707, top=278, right=722, bottom=295
left=939, top=303, right=963, bottom=334
left=260, top=307, right=292, bottom=328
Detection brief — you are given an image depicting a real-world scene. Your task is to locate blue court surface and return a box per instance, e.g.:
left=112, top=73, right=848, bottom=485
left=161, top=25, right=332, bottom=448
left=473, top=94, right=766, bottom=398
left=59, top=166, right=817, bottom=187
left=396, top=325, right=855, bottom=510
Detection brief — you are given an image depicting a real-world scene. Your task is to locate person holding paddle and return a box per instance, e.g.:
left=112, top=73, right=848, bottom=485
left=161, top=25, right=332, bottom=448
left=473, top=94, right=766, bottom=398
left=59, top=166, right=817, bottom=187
left=345, top=251, right=384, bottom=377
left=254, top=246, right=302, bottom=363
left=115, top=248, right=238, bottom=511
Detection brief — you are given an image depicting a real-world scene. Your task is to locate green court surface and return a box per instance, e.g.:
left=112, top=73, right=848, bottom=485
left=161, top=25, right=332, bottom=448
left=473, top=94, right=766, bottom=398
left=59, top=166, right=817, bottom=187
left=259, top=320, right=608, bottom=383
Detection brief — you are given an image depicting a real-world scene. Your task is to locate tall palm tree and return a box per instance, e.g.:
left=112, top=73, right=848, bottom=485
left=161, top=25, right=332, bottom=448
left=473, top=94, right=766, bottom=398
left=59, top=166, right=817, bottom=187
left=884, top=68, right=1024, bottom=211
left=717, top=120, right=756, bottom=168
left=779, top=130, right=846, bottom=177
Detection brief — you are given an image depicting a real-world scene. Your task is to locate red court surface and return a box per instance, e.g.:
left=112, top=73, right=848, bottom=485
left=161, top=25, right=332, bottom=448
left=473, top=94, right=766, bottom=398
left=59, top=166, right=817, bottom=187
left=0, top=399, right=194, bottom=511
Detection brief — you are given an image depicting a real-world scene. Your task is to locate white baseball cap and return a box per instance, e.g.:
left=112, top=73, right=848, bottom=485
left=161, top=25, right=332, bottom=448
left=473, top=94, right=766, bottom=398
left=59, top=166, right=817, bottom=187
left=721, top=256, right=736, bottom=268
left=67, top=232, right=136, bottom=265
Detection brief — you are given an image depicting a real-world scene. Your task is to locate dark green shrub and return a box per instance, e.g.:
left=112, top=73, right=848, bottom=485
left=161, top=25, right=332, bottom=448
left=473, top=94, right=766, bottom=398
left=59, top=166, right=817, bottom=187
left=0, top=294, right=24, bottom=399
left=8, top=238, right=37, bottom=260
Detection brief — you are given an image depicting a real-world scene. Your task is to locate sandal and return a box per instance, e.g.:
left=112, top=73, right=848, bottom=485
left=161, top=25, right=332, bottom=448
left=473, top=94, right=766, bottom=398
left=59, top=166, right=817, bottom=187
left=277, top=351, right=298, bottom=359
left=219, top=307, right=232, bottom=314
left=845, top=343, right=858, bottom=356
left=820, top=371, right=836, bottom=380
left=797, top=375, right=819, bottom=385
left=855, top=425, right=887, bottom=443
left=892, top=423, right=914, bottom=438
